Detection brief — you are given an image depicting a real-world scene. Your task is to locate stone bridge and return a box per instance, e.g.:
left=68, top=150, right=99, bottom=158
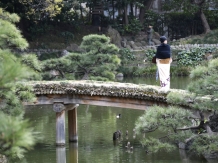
left=25, top=80, right=187, bottom=146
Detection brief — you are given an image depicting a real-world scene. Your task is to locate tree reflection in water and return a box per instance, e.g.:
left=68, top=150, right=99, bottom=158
left=22, top=77, right=209, bottom=163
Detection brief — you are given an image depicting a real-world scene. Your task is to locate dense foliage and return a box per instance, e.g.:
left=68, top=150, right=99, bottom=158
left=0, top=9, right=37, bottom=159
left=135, top=57, right=218, bottom=159
left=42, top=34, right=121, bottom=81
left=1, top=0, right=218, bottom=41
left=177, top=47, right=217, bottom=66
left=162, top=0, right=218, bottom=34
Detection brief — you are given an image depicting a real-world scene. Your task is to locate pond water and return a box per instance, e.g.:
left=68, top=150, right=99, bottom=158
left=16, top=77, right=210, bottom=163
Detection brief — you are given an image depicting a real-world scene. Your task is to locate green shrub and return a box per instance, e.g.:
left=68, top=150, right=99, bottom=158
left=112, top=16, right=143, bottom=36
left=177, top=47, right=217, bottom=66
left=124, top=17, right=143, bottom=35
left=187, top=29, right=218, bottom=44
left=118, top=66, right=135, bottom=77
left=171, top=66, right=191, bottom=76
left=144, top=49, right=156, bottom=61
left=119, top=48, right=135, bottom=64
left=60, top=31, right=74, bottom=44
left=38, top=52, right=62, bottom=61
left=28, top=23, right=53, bottom=40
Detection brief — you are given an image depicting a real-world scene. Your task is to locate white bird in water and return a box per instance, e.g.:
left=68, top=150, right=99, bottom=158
left=116, top=114, right=121, bottom=118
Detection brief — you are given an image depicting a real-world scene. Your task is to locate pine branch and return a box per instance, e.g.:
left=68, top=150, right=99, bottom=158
left=177, top=125, right=201, bottom=131
left=145, top=127, right=158, bottom=133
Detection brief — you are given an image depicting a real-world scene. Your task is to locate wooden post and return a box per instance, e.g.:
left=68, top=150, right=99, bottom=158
left=53, top=103, right=66, bottom=146
left=67, top=104, right=79, bottom=142
left=56, top=147, right=66, bottom=163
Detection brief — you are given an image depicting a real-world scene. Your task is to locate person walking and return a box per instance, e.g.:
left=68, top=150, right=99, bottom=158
left=155, top=36, right=172, bottom=92
left=147, top=25, right=153, bottom=46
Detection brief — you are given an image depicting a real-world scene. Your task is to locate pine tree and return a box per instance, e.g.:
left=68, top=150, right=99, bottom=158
left=0, top=9, right=36, bottom=159
left=135, top=58, right=218, bottom=159
left=42, top=34, right=121, bottom=81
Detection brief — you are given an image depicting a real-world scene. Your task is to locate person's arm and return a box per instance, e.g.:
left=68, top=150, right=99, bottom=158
left=147, top=28, right=151, bottom=34
left=155, top=46, right=160, bottom=64
left=169, top=45, right=172, bottom=63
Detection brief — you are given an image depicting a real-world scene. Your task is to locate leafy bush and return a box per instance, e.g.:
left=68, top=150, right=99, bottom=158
left=124, top=17, right=143, bottom=35
left=118, top=66, right=135, bottom=76
left=60, top=31, right=74, bottom=44
left=170, top=66, right=191, bottom=76
left=187, top=29, right=218, bottom=44
left=138, top=66, right=157, bottom=76
left=144, top=49, right=156, bottom=61
left=111, top=23, right=125, bottom=36
left=112, top=16, right=143, bottom=35
left=38, top=52, right=62, bottom=61
left=28, top=23, right=53, bottom=40
left=177, top=47, right=217, bottom=66
left=119, top=48, right=135, bottom=64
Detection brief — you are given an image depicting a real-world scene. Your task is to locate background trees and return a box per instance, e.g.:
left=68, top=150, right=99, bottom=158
left=162, top=0, right=218, bottom=34
left=1, top=0, right=218, bottom=40
left=0, top=0, right=63, bottom=20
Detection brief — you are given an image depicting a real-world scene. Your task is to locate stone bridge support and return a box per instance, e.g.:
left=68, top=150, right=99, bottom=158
left=53, top=103, right=79, bottom=146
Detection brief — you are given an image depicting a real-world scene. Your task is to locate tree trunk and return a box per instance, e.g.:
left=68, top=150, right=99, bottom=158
left=139, top=6, right=145, bottom=24
left=139, top=0, right=154, bottom=24
left=82, top=72, right=89, bottom=80
left=200, top=10, right=211, bottom=34
left=124, top=5, right=129, bottom=25
left=112, top=0, right=115, bottom=21
left=130, top=3, right=134, bottom=16
left=80, top=3, right=83, bottom=22
left=139, top=0, right=147, bottom=23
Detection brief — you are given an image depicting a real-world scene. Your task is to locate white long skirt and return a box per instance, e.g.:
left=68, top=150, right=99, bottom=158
left=157, top=61, right=171, bottom=91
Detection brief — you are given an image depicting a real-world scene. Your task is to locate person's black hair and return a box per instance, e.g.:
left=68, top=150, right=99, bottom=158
left=160, top=36, right=167, bottom=43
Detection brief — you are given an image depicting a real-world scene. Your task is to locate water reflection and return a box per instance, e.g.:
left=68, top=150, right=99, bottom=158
left=68, top=143, right=78, bottom=163
left=56, top=147, right=66, bottom=163
left=19, top=77, right=210, bottom=163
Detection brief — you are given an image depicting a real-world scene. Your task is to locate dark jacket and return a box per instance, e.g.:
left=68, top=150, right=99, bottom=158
left=155, top=43, right=171, bottom=59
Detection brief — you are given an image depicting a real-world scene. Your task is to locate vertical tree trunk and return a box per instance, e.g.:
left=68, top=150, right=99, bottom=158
left=112, top=0, right=115, bottom=21
left=89, top=5, right=92, bottom=23
left=139, top=7, right=145, bottom=24
left=139, top=0, right=154, bottom=24
left=130, top=3, right=134, bottom=16
left=135, top=6, right=137, bottom=17
left=200, top=10, right=211, bottom=34
left=82, top=72, right=89, bottom=80
left=124, top=5, right=129, bottom=25
left=80, top=3, right=83, bottom=22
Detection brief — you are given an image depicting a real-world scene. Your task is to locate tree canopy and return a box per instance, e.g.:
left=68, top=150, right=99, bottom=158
left=42, top=34, right=121, bottom=81
left=0, top=0, right=63, bottom=20
left=163, top=0, right=218, bottom=34
left=1, top=0, right=218, bottom=38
